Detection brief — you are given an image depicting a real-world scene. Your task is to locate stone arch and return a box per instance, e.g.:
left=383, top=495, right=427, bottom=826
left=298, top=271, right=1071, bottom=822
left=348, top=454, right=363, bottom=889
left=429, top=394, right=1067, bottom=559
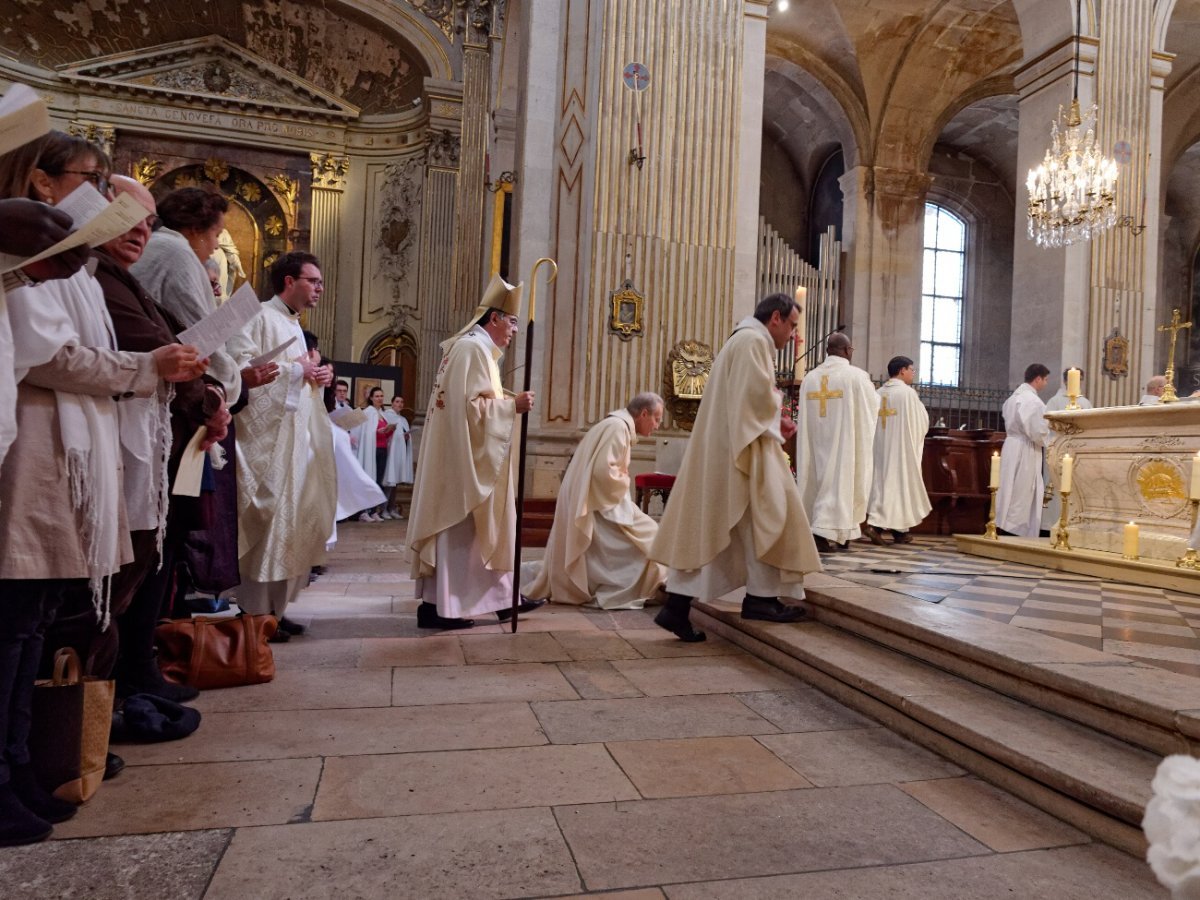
left=363, top=327, right=421, bottom=404
left=1010, top=0, right=1096, bottom=59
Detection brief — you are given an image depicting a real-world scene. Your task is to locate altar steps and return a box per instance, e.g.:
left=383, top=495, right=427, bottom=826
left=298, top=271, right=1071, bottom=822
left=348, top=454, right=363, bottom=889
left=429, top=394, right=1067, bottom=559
left=692, top=580, right=1200, bottom=856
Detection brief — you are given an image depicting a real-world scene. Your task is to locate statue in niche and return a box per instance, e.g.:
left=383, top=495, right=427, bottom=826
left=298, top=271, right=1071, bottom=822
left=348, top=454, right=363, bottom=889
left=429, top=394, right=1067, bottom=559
left=209, top=229, right=247, bottom=300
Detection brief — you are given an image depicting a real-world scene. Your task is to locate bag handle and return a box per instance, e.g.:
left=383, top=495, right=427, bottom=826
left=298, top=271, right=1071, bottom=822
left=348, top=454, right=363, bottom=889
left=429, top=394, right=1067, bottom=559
left=51, top=647, right=82, bottom=686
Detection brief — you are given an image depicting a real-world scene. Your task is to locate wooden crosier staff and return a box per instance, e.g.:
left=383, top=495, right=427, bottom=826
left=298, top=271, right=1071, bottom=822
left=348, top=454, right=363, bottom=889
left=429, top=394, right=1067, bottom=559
left=510, top=257, right=558, bottom=632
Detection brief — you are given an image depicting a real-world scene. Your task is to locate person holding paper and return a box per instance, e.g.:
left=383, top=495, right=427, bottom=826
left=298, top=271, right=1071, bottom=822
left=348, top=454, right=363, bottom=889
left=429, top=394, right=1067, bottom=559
left=382, top=395, right=413, bottom=518
left=233, top=251, right=337, bottom=639
left=0, top=131, right=207, bottom=845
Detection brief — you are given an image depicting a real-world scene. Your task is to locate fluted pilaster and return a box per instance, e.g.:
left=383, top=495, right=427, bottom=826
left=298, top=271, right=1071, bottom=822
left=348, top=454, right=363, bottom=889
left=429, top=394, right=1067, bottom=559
left=308, top=152, right=349, bottom=351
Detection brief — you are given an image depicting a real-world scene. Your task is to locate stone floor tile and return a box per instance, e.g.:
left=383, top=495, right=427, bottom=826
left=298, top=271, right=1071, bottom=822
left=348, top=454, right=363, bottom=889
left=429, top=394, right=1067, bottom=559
left=606, top=736, right=812, bottom=797
left=556, top=785, right=987, bottom=891
left=312, top=744, right=638, bottom=819
left=552, top=630, right=642, bottom=661
left=269, top=637, right=362, bottom=669
left=510, top=610, right=600, bottom=632
left=341, top=581, right=415, bottom=596
left=756, top=728, right=965, bottom=786
left=533, top=695, right=778, bottom=744
left=735, top=688, right=876, bottom=732
left=622, top=630, right=745, bottom=658
left=53, top=758, right=322, bottom=838
left=118, top=702, right=546, bottom=765
left=557, top=661, right=645, bottom=699
left=899, top=776, right=1090, bottom=852
left=204, top=808, right=581, bottom=900
left=459, top=632, right=573, bottom=664
left=303, top=614, right=424, bottom=638
left=358, top=635, right=466, bottom=667
left=190, top=668, right=392, bottom=713
left=611, top=656, right=799, bottom=696
left=661, top=843, right=1165, bottom=899
left=392, top=662, right=578, bottom=705
left=0, top=829, right=230, bottom=899
left=593, top=609, right=662, bottom=631
left=293, top=595, right=396, bottom=617
left=550, top=892, right=665, bottom=900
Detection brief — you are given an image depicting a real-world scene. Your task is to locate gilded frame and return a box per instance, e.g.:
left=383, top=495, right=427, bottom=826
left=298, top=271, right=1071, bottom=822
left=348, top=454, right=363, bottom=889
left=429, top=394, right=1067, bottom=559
left=609, top=279, right=645, bottom=341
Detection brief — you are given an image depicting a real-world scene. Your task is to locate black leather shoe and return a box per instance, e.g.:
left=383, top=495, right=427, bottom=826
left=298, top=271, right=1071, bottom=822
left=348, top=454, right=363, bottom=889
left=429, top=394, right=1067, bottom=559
left=268, top=627, right=291, bottom=643
left=9, top=765, right=75, bottom=824
left=741, top=594, right=807, bottom=623
left=0, top=783, right=51, bottom=846
left=496, top=597, right=547, bottom=622
left=863, top=524, right=886, bottom=546
left=417, top=602, right=475, bottom=630
left=104, top=752, right=125, bottom=781
left=277, top=616, right=306, bottom=636
left=891, top=530, right=914, bottom=544
left=813, top=535, right=837, bottom=554
left=654, top=594, right=706, bottom=642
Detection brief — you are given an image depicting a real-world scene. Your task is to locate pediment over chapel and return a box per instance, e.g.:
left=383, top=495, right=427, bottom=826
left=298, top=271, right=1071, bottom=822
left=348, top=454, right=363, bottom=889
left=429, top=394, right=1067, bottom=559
left=56, top=36, right=360, bottom=121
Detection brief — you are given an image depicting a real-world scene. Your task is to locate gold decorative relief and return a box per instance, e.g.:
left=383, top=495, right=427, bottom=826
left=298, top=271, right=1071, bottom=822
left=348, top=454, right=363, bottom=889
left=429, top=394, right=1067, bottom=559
left=266, top=174, right=299, bottom=217
left=238, top=182, right=262, bottom=203
left=608, top=280, right=644, bottom=341
left=310, top=152, right=350, bottom=191
left=264, top=215, right=284, bottom=237
left=132, top=156, right=161, bottom=186
left=203, top=157, right=230, bottom=184
left=663, top=340, right=714, bottom=431
left=1136, top=459, right=1185, bottom=501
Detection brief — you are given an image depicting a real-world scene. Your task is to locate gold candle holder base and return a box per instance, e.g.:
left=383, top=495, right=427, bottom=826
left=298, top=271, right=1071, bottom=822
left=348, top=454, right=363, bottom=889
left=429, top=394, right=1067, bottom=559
left=1176, top=500, right=1200, bottom=568
left=1051, top=490, right=1071, bottom=551
left=1065, top=393, right=1080, bottom=411
left=983, top=485, right=999, bottom=540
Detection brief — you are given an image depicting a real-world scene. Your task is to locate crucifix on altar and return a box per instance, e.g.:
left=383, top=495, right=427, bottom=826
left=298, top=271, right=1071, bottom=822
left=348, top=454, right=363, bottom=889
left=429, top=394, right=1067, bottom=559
left=1158, top=308, right=1192, bottom=404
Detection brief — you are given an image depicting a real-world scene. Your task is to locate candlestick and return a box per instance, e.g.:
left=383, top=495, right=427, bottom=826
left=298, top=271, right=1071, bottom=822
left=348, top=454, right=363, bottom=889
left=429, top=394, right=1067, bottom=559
left=984, top=485, right=999, bottom=540
left=1052, top=489, right=1072, bottom=551
left=1191, top=454, right=1200, bottom=501
left=1177, top=500, right=1200, bottom=569
left=1123, top=521, right=1139, bottom=560
left=1065, top=367, right=1080, bottom=411
left=1061, top=454, right=1073, bottom=494
left=989, top=451, right=1001, bottom=489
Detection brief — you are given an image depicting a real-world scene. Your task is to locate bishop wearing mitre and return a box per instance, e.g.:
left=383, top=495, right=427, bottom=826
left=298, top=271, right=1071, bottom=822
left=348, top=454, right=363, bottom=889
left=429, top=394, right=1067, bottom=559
left=864, top=355, right=931, bottom=544
left=795, top=332, right=880, bottom=552
left=406, top=273, right=545, bottom=629
left=524, top=393, right=667, bottom=609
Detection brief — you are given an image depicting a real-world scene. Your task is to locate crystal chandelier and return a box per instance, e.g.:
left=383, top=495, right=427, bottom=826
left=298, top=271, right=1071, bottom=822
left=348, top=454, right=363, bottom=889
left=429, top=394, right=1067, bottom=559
left=1025, top=0, right=1119, bottom=249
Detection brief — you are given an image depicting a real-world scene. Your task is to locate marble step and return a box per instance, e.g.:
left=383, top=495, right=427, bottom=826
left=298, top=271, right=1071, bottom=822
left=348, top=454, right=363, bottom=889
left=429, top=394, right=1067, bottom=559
left=691, top=605, right=1159, bottom=856
left=791, top=577, right=1200, bottom=758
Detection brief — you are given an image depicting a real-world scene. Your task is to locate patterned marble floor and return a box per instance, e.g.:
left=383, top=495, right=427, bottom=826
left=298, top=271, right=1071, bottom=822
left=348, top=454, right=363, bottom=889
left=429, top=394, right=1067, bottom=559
left=819, top=537, right=1200, bottom=678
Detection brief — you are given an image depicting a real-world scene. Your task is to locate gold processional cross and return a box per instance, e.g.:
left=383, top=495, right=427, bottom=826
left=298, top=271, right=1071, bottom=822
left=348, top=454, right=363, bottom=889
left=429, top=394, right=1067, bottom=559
left=1158, top=308, right=1192, bottom=404
left=878, top=396, right=897, bottom=430
left=807, top=374, right=843, bottom=418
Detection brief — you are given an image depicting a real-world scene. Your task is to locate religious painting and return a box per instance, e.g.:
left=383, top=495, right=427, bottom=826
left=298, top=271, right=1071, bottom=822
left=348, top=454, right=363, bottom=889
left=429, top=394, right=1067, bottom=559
left=1103, top=328, right=1129, bottom=380
left=354, top=378, right=381, bottom=409
left=608, top=280, right=645, bottom=341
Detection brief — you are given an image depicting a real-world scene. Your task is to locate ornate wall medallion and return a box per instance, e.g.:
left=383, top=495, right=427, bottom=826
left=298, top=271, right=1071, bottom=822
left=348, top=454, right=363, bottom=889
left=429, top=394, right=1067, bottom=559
left=608, top=280, right=644, bottom=341
left=663, top=340, right=714, bottom=431
left=1129, top=456, right=1189, bottom=519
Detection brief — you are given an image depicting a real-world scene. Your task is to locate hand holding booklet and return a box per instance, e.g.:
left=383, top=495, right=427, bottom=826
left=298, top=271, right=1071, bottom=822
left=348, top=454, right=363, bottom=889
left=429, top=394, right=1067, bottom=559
left=176, top=282, right=263, bottom=360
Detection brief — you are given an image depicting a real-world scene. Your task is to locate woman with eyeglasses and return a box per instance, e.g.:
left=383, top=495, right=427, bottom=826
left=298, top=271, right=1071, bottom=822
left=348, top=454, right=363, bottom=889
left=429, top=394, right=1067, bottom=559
left=0, top=130, right=207, bottom=845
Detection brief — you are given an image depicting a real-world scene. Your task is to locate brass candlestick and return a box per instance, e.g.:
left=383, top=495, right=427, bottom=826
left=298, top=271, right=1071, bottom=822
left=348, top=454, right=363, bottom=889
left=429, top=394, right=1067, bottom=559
left=1158, top=308, right=1192, bottom=404
left=1052, top=489, right=1072, bottom=551
left=1065, top=389, right=1080, bottom=411
left=984, top=485, right=999, bottom=540
left=1177, top=498, right=1200, bottom=569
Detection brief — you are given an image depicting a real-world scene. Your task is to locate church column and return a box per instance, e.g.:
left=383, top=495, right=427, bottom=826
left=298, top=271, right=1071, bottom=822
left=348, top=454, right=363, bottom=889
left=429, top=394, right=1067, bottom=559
left=308, top=152, right=349, bottom=352
left=449, top=22, right=492, bottom=322
left=733, top=0, right=770, bottom=318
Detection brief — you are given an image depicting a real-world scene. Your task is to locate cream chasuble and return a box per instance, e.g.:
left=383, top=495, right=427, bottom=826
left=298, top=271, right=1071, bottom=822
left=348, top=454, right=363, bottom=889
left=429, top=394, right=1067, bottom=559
left=795, top=354, right=880, bottom=543
left=651, top=318, right=821, bottom=597
left=525, top=409, right=664, bottom=609
left=235, top=297, right=336, bottom=587
left=407, top=326, right=518, bottom=616
left=866, top=379, right=931, bottom=532
left=995, top=382, right=1048, bottom=537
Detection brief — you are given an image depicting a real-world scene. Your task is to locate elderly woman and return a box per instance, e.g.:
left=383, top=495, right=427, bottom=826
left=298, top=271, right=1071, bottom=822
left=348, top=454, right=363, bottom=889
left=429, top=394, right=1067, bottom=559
left=0, top=131, right=205, bottom=845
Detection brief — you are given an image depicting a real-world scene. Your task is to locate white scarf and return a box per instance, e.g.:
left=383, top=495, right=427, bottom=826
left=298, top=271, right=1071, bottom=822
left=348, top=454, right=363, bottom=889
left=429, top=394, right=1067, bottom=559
left=7, top=268, right=124, bottom=625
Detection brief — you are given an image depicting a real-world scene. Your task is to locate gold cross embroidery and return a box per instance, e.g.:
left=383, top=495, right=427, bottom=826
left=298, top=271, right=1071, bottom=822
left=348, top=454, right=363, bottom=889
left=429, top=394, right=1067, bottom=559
left=878, top=396, right=897, bottom=429
left=807, top=374, right=843, bottom=417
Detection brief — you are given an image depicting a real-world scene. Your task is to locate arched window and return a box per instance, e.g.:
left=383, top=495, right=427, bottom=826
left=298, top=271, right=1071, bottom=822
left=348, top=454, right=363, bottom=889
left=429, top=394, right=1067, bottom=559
left=921, top=203, right=967, bottom=386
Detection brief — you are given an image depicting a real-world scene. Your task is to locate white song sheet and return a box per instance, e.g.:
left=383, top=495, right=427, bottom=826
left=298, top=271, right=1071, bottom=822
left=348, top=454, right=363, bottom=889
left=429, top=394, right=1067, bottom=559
left=176, top=282, right=263, bottom=359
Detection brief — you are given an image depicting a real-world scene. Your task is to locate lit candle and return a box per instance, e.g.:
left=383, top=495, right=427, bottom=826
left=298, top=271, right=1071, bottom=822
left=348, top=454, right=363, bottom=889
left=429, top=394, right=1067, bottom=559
left=1123, top=521, right=1139, bottom=559
left=990, top=451, right=1001, bottom=489
left=1191, top=453, right=1200, bottom=500
left=1061, top=454, right=1073, bottom=493
left=794, top=286, right=807, bottom=305
left=1066, top=367, right=1080, bottom=397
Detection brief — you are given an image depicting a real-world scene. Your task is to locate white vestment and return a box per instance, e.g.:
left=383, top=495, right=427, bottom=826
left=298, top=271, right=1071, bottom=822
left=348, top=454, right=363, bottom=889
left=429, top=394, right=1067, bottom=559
left=866, top=379, right=931, bottom=532
left=234, top=296, right=336, bottom=617
left=331, top=419, right=386, bottom=521
left=382, top=410, right=413, bottom=486
left=524, top=409, right=665, bottom=609
left=795, top=355, right=880, bottom=542
left=995, top=382, right=1048, bottom=537
left=1040, top=388, right=1093, bottom=531
left=1139, top=394, right=1162, bottom=406
left=353, top=405, right=384, bottom=482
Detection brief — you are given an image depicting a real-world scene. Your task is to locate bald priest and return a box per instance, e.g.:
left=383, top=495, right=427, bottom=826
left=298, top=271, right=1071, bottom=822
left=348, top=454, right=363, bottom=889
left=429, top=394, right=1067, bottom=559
left=524, top=393, right=667, bottom=609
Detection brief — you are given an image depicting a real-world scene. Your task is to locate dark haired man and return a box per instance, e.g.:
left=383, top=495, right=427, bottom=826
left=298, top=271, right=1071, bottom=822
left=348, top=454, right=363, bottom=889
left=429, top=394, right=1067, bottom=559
left=864, top=355, right=930, bottom=545
left=995, top=363, right=1050, bottom=537
left=233, top=252, right=337, bottom=638
left=650, top=293, right=821, bottom=641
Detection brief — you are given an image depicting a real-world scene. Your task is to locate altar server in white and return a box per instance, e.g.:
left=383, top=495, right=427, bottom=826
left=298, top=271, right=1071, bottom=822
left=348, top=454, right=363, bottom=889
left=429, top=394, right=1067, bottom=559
left=864, top=355, right=930, bottom=544
left=995, top=363, right=1050, bottom=537
left=381, top=394, right=413, bottom=518
left=795, top=332, right=880, bottom=552
left=524, top=392, right=666, bottom=609
left=1041, top=367, right=1093, bottom=533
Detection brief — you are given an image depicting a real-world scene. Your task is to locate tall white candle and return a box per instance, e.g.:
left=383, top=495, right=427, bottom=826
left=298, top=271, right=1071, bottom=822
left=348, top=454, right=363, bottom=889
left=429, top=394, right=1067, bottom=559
left=1066, top=368, right=1080, bottom=397
left=1191, top=453, right=1200, bottom=500
left=1124, top=522, right=1139, bottom=559
left=989, top=451, right=1001, bottom=489
left=1061, top=454, right=1073, bottom=493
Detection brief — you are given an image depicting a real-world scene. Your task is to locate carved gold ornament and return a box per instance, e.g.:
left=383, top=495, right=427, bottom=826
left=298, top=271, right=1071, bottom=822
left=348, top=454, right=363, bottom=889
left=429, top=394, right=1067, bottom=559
left=1103, top=327, right=1129, bottom=380
left=608, top=280, right=644, bottom=341
left=1136, top=459, right=1185, bottom=502
left=133, top=157, right=161, bottom=186
left=264, top=215, right=284, bottom=237
left=663, top=340, right=714, bottom=432
left=238, top=182, right=262, bottom=203
left=266, top=174, right=299, bottom=216
left=173, top=173, right=198, bottom=189
left=204, top=157, right=230, bottom=184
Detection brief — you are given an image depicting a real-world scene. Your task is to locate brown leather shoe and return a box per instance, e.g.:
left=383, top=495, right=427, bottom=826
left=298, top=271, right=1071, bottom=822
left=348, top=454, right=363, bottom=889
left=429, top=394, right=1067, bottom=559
left=891, top=530, right=914, bottom=544
left=813, top=535, right=837, bottom=554
left=863, top=524, right=886, bottom=546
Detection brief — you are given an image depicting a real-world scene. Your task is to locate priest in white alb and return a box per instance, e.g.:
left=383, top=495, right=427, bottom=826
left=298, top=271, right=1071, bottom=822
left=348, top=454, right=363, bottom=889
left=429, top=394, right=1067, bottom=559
left=234, top=252, right=337, bottom=636
left=406, top=274, right=546, bottom=629
left=864, top=355, right=930, bottom=544
left=524, top=392, right=666, bottom=609
left=795, top=332, right=880, bottom=552
left=1041, top=367, right=1092, bottom=534
left=995, top=363, right=1050, bottom=537
left=650, top=294, right=821, bottom=642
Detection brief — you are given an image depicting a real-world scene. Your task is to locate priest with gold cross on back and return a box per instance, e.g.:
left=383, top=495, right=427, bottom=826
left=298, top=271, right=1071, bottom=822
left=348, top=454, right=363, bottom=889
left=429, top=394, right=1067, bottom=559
left=865, top=355, right=931, bottom=545
left=795, top=332, right=880, bottom=552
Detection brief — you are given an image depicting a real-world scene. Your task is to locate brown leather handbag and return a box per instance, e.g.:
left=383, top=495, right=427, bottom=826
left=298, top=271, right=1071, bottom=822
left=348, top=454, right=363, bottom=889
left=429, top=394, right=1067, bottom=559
left=154, top=614, right=278, bottom=689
